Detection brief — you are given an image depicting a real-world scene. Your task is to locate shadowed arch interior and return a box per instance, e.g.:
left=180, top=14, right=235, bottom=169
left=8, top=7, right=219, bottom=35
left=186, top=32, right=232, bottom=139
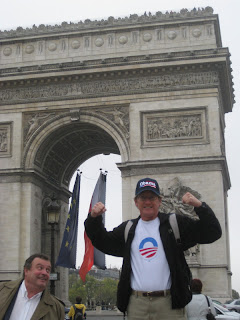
left=34, top=122, right=120, bottom=187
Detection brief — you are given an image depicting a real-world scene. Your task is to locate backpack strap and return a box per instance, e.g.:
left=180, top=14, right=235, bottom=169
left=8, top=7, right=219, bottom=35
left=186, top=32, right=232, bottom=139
left=73, top=305, right=83, bottom=319
left=169, top=213, right=181, bottom=244
left=73, top=305, right=76, bottom=319
left=124, top=214, right=181, bottom=244
left=124, top=220, right=133, bottom=242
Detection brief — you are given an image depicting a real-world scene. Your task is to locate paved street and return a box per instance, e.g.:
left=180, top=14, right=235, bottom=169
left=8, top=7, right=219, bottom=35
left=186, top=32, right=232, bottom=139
left=85, top=310, right=126, bottom=320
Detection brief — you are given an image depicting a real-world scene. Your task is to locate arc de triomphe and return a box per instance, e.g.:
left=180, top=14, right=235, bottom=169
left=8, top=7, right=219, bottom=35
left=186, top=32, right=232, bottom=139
left=0, top=7, right=234, bottom=302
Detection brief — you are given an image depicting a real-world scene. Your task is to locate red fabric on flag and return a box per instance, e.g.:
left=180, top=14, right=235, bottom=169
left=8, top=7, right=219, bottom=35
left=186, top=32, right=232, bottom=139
left=79, top=231, right=94, bottom=282
left=79, top=172, right=106, bottom=282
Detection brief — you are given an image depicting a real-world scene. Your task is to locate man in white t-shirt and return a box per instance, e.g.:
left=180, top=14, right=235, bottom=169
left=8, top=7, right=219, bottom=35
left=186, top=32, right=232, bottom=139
left=85, top=177, right=222, bottom=320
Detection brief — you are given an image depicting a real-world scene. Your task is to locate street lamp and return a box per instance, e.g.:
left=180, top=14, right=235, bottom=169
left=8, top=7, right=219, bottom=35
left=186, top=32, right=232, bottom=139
left=47, top=196, right=60, bottom=295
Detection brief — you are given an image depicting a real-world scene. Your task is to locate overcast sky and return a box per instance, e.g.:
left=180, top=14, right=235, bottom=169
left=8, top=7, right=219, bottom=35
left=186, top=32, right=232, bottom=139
left=1, top=0, right=239, bottom=295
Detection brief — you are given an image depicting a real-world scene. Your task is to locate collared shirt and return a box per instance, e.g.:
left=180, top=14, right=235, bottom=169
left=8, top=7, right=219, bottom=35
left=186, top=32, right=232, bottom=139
left=10, top=280, right=42, bottom=320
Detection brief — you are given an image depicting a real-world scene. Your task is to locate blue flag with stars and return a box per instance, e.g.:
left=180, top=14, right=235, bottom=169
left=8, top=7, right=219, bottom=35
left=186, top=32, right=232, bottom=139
left=56, top=173, right=81, bottom=268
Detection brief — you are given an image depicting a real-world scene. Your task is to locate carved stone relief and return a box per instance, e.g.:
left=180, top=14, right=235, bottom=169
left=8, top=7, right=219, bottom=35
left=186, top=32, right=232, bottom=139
left=0, top=122, right=12, bottom=157
left=84, top=37, right=90, bottom=48
left=71, top=40, right=80, bottom=49
left=156, top=29, right=163, bottom=41
left=38, top=42, right=44, bottom=54
left=0, top=71, right=219, bottom=104
left=3, top=47, right=12, bottom=56
left=0, top=22, right=214, bottom=59
left=48, top=42, right=57, bottom=52
left=16, top=45, right=21, bottom=56
left=160, top=177, right=201, bottom=216
left=160, top=176, right=201, bottom=263
left=25, top=45, right=34, bottom=54
left=132, top=31, right=138, bottom=44
left=0, top=15, right=216, bottom=66
left=95, top=105, right=130, bottom=139
left=0, top=47, right=231, bottom=78
left=95, top=38, right=104, bottom=47
left=192, top=28, right=202, bottom=38
left=167, top=30, right=177, bottom=40
left=207, top=25, right=213, bottom=36
left=108, top=34, right=114, bottom=46
left=118, top=35, right=128, bottom=45
left=142, top=107, right=208, bottom=147
left=23, top=105, right=130, bottom=145
left=61, top=40, right=66, bottom=52
left=181, top=27, right=187, bottom=39
left=143, top=33, right=152, bottom=42
left=147, top=114, right=202, bottom=139
left=24, top=113, right=56, bottom=143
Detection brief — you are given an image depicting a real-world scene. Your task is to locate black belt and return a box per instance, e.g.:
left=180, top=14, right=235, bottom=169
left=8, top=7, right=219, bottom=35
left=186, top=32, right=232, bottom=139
left=132, top=289, right=170, bottom=297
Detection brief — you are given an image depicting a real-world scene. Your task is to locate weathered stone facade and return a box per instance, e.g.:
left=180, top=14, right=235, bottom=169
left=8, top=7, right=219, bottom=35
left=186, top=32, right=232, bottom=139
left=0, top=7, right=234, bottom=302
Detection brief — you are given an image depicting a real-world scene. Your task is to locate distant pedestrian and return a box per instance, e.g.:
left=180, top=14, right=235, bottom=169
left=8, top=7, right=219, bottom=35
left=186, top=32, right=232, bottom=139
left=68, top=296, right=86, bottom=320
left=186, top=278, right=216, bottom=320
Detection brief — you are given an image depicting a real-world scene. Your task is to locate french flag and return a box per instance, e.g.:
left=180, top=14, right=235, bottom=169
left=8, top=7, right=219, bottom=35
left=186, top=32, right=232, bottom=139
left=79, top=172, right=106, bottom=282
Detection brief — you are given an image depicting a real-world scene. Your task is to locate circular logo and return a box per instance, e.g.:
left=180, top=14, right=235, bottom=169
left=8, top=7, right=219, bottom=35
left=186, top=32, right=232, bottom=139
left=139, top=237, right=158, bottom=260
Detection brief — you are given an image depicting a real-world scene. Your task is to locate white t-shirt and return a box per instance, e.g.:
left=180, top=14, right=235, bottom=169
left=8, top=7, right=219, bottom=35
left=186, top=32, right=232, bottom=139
left=130, top=217, right=171, bottom=291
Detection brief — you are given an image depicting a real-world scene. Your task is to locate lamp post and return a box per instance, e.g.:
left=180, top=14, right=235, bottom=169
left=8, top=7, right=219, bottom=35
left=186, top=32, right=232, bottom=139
left=47, top=196, right=60, bottom=295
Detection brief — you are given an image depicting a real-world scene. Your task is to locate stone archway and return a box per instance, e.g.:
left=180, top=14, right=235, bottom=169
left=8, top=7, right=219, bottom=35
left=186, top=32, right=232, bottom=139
left=22, top=109, right=129, bottom=185
left=21, top=110, right=127, bottom=302
left=0, top=7, right=234, bottom=301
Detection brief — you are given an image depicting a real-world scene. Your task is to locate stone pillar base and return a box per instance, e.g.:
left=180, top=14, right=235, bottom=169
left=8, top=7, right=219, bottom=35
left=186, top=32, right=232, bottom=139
left=96, top=306, right=102, bottom=313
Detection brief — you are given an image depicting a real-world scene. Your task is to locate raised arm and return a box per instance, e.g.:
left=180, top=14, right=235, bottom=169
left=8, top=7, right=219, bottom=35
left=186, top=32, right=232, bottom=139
left=90, top=202, right=106, bottom=217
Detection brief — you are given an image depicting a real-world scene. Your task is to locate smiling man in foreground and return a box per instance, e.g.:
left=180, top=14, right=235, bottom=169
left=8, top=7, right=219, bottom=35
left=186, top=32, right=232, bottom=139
left=0, top=253, right=65, bottom=320
left=84, top=177, right=222, bottom=320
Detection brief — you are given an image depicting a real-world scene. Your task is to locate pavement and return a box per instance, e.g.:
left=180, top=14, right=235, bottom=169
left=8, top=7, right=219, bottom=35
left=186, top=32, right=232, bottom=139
left=85, top=310, right=126, bottom=319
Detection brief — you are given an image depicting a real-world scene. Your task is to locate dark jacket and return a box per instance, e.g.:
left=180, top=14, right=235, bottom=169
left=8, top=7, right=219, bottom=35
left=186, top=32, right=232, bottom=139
left=85, top=202, right=222, bottom=313
left=0, top=279, right=65, bottom=320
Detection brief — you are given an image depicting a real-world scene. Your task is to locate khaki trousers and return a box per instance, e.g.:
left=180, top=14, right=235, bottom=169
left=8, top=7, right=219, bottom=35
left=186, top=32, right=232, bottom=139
left=127, top=293, right=187, bottom=320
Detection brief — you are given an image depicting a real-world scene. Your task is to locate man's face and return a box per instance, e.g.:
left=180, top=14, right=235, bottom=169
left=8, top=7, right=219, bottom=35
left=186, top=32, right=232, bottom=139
left=134, top=190, right=162, bottom=221
left=24, top=257, right=51, bottom=293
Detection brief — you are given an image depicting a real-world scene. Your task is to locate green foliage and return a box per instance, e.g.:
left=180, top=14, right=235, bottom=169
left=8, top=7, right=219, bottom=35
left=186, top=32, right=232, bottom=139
left=232, top=289, right=240, bottom=299
left=68, top=273, right=87, bottom=304
left=100, top=278, right=118, bottom=306
left=85, top=275, right=98, bottom=302
left=68, top=271, right=118, bottom=307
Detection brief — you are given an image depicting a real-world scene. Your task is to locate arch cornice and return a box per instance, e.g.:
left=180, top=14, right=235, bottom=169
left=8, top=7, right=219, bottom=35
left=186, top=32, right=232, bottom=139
left=0, top=7, right=216, bottom=40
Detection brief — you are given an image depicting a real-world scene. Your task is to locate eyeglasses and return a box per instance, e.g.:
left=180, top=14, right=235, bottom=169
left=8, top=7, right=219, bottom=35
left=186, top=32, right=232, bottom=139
left=138, top=195, right=159, bottom=201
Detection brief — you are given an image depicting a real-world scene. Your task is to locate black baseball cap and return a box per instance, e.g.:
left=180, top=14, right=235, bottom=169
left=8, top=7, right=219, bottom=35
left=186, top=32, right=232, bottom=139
left=135, top=177, right=161, bottom=197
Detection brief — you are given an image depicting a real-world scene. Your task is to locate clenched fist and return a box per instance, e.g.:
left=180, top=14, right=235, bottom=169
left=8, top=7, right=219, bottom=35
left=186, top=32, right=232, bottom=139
left=182, top=192, right=202, bottom=207
left=91, top=202, right=106, bottom=218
